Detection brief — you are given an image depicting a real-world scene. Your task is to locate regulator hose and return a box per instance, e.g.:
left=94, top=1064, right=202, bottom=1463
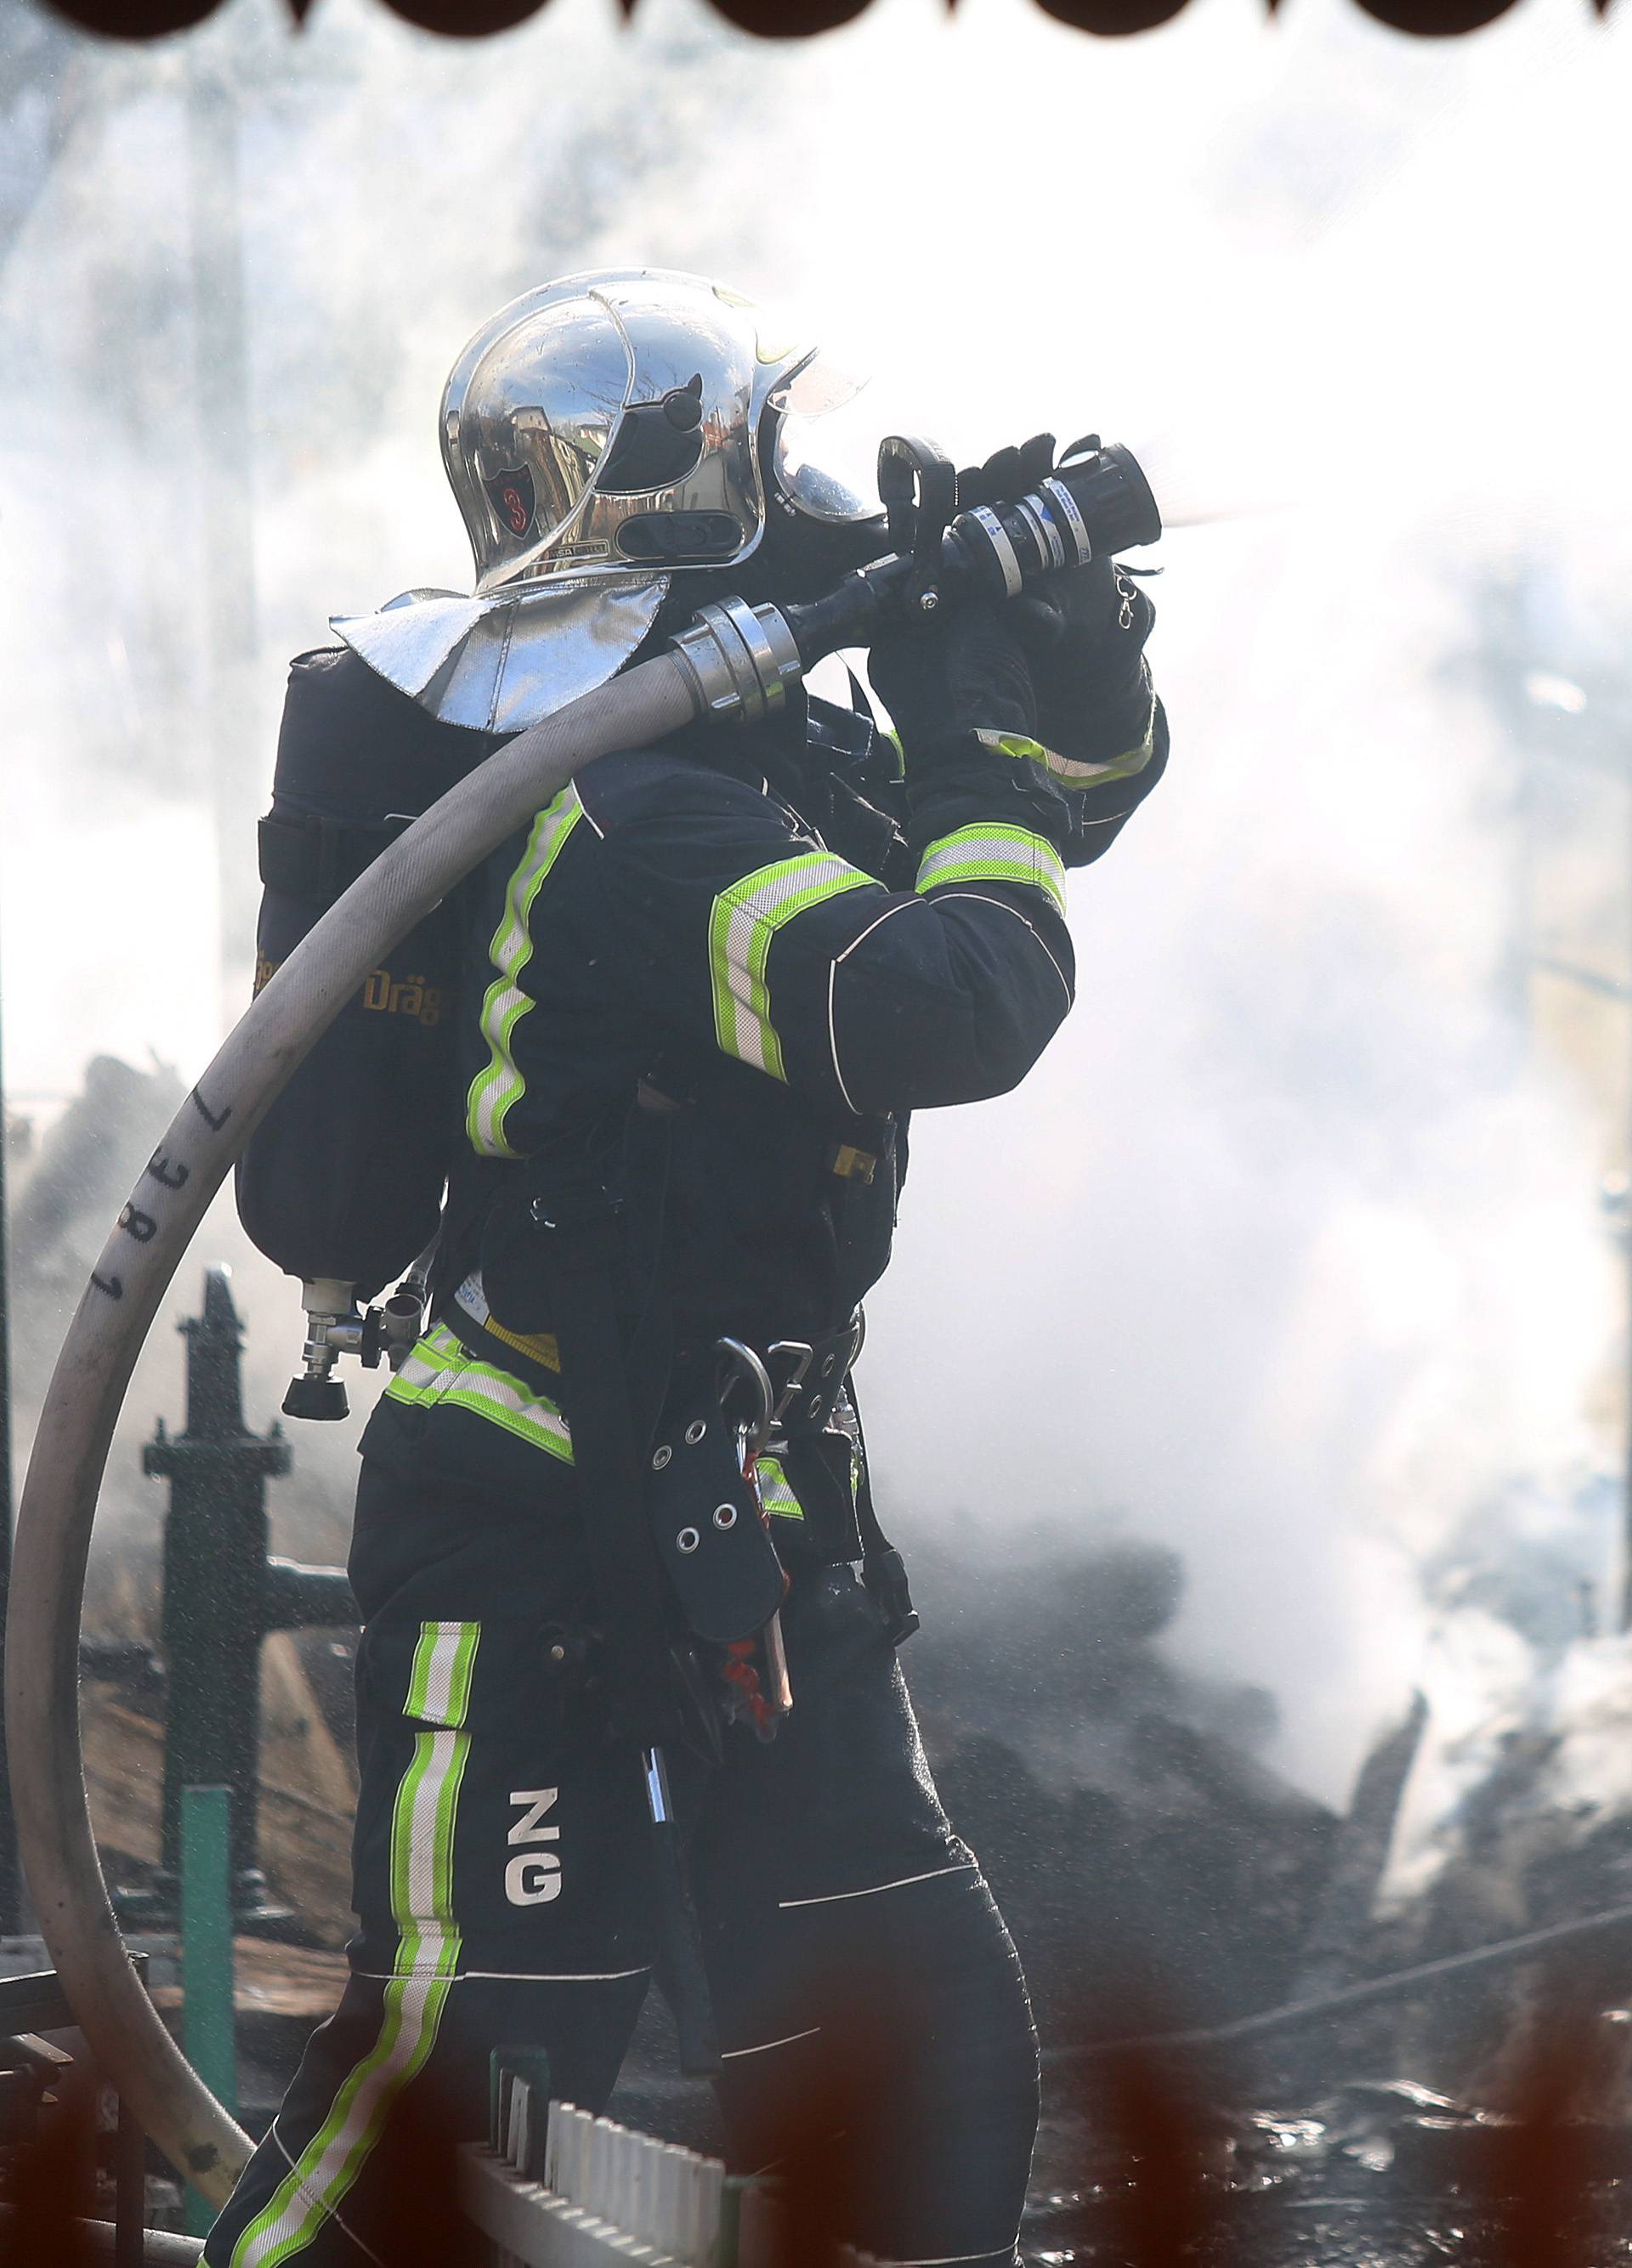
left=4, top=650, right=701, bottom=2205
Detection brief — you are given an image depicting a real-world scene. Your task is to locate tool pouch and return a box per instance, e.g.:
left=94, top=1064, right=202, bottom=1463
left=647, top=1372, right=787, bottom=1646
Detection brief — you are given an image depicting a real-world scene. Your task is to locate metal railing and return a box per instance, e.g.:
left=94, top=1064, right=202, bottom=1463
left=463, top=2060, right=898, bottom=2268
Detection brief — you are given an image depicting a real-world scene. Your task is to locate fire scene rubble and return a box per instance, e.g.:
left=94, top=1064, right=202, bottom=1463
left=900, top=1528, right=1632, bottom=2242
left=904, top=1532, right=1341, bottom=2050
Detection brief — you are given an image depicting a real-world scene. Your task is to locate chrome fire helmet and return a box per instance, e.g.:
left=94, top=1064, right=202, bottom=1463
left=334, top=269, right=884, bottom=733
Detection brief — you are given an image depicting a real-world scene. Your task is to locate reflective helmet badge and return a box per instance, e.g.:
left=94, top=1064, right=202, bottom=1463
left=482, top=466, right=536, bottom=538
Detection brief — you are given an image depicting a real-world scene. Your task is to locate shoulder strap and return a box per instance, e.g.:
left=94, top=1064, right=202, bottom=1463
left=847, top=1390, right=920, bottom=1645
left=258, top=809, right=415, bottom=907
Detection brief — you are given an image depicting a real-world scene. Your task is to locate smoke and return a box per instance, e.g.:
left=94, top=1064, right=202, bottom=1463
left=3, top=0, right=1631, bottom=1834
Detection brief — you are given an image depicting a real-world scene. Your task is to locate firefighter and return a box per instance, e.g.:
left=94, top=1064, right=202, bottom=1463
left=208, top=269, right=1169, bottom=2268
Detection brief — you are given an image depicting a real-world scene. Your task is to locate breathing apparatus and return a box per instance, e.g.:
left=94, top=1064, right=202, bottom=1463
left=282, top=422, right=1159, bottom=1421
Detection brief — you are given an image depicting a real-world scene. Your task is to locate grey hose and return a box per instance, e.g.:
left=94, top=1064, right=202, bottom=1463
left=1051, top=1899, right=1632, bottom=2063
left=5, top=653, right=700, bottom=2207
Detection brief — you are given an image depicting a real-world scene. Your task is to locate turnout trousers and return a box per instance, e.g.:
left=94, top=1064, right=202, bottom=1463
left=203, top=1430, right=1040, bottom=2268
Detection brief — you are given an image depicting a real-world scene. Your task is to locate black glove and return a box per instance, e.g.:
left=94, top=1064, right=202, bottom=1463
left=955, top=431, right=1058, bottom=514
left=955, top=433, right=1157, bottom=731
left=1011, top=554, right=1155, bottom=725
left=869, top=597, right=1074, bottom=860
left=866, top=596, right=1038, bottom=762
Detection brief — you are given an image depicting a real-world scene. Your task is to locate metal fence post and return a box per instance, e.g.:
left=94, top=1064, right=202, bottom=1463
left=180, top=1783, right=235, bottom=2239
left=144, top=1267, right=291, bottom=1924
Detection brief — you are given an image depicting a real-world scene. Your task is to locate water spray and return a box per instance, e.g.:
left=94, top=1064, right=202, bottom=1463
left=5, top=435, right=1160, bottom=2203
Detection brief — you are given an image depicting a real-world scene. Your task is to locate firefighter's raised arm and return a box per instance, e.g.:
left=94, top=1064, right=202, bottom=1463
left=502, top=589, right=1167, bottom=1125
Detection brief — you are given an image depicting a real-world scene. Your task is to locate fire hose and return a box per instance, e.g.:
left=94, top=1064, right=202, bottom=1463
left=4, top=439, right=1161, bottom=2205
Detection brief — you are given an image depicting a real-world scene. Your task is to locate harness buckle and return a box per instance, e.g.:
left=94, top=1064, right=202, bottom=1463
left=713, top=1336, right=775, bottom=1463
left=766, top=1340, right=813, bottom=1426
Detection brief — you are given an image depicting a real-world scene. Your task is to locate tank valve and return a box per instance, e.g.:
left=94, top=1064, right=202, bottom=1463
left=281, top=1277, right=383, bottom=1422
left=379, top=1261, right=430, bottom=1369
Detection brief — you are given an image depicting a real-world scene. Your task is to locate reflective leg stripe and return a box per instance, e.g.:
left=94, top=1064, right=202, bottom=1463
left=755, top=1453, right=803, bottom=1522
left=350, top=1965, right=652, bottom=1984
left=385, top=1325, right=573, bottom=1466
left=978, top=703, right=1157, bottom=789
left=229, top=1624, right=479, bottom=2268
left=262, top=2130, right=382, bottom=2265
left=709, top=852, right=876, bottom=1080
left=915, top=825, right=1066, bottom=917
left=405, top=1617, right=479, bottom=1728
left=466, top=786, right=584, bottom=1159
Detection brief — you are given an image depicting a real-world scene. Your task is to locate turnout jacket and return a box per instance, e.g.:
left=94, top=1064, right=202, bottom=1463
left=239, top=594, right=1167, bottom=1498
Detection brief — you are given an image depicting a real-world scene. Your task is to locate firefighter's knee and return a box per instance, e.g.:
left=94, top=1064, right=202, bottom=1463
left=713, top=1866, right=1039, bottom=2261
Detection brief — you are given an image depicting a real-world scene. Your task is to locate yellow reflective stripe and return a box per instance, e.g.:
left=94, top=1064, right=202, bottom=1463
left=915, top=823, right=1066, bottom=916
left=387, top=1325, right=573, bottom=1465
left=229, top=1626, right=478, bottom=2267
left=978, top=707, right=1157, bottom=789
left=709, top=852, right=877, bottom=1080
left=479, top=1314, right=562, bottom=1373
left=405, top=1619, right=480, bottom=1729
left=756, top=1454, right=803, bottom=1522
left=466, top=787, right=584, bottom=1160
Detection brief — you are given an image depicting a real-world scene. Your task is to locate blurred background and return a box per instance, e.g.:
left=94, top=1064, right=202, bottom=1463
left=5, top=0, right=1632, bottom=2185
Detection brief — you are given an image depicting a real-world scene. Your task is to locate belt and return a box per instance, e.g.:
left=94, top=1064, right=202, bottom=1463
left=448, top=1273, right=884, bottom=1585
left=450, top=1272, right=863, bottom=1441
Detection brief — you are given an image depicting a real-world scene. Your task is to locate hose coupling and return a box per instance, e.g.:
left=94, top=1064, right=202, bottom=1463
left=668, top=598, right=803, bottom=725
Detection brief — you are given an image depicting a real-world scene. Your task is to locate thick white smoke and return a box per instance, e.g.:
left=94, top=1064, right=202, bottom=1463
left=3, top=0, right=1630, bottom=1838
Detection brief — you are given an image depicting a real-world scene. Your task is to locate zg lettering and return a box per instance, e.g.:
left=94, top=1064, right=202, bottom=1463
left=506, top=1788, right=561, bottom=1906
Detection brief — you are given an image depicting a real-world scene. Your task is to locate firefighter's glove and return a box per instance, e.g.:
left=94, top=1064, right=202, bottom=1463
left=1011, top=556, right=1157, bottom=745
left=868, top=597, right=1038, bottom=763
left=955, top=432, right=1058, bottom=514
left=870, top=597, right=1073, bottom=855
left=1011, top=557, right=1167, bottom=872
left=954, top=432, right=1157, bottom=743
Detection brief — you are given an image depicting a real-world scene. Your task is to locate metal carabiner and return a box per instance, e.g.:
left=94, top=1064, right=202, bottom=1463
left=714, top=1336, right=775, bottom=1464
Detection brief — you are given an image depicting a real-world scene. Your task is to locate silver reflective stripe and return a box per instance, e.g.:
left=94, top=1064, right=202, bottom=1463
left=915, top=824, right=1067, bottom=917
left=466, top=786, right=584, bottom=1159
left=709, top=851, right=877, bottom=1080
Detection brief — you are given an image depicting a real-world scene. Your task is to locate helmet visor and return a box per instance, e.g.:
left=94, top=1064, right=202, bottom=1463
left=769, top=351, right=892, bottom=526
